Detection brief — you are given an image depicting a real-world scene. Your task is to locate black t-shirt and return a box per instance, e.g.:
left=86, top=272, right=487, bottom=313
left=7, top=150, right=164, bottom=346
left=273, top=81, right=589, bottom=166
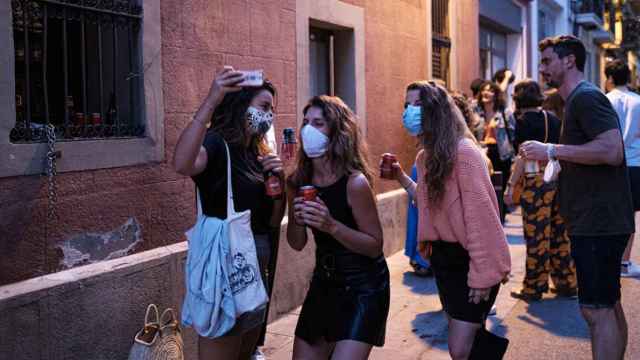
left=559, top=81, right=634, bottom=236
left=192, top=131, right=274, bottom=235
left=514, top=110, right=561, bottom=151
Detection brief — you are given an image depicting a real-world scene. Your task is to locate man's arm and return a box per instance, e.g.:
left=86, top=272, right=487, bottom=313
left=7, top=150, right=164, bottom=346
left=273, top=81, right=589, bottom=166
left=554, top=128, right=623, bottom=166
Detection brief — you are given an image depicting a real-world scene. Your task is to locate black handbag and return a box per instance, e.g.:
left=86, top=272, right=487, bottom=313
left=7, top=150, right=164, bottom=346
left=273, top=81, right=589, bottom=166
left=468, top=327, right=509, bottom=360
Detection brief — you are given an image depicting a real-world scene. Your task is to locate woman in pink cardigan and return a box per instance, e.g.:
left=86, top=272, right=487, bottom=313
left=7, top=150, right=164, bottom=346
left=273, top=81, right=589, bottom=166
left=393, top=81, right=511, bottom=359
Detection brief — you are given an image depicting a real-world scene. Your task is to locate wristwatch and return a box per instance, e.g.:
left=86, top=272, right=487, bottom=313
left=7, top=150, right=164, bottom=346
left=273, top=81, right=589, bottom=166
left=546, top=144, right=557, bottom=161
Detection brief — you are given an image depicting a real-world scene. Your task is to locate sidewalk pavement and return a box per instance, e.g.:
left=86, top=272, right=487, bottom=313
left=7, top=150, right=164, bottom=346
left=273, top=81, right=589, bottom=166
left=261, top=211, right=640, bottom=360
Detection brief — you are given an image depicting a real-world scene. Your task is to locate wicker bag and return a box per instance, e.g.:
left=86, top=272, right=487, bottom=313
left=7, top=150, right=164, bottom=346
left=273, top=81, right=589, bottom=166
left=128, top=304, right=184, bottom=360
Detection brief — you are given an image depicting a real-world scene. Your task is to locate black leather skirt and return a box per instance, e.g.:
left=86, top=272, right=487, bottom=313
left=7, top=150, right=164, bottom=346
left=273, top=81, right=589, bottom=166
left=294, top=252, right=390, bottom=347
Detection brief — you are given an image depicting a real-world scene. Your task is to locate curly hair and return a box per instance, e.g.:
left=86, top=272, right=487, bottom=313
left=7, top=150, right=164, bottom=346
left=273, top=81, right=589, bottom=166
left=476, top=81, right=506, bottom=112
left=407, top=81, right=468, bottom=206
left=287, top=95, right=373, bottom=188
left=451, top=91, right=478, bottom=131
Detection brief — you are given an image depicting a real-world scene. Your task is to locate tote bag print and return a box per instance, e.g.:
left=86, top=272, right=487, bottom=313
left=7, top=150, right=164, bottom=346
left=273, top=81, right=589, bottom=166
left=225, top=207, right=268, bottom=316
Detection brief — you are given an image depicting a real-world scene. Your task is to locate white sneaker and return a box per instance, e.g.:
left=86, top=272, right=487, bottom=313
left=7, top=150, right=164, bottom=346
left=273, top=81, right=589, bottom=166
left=251, top=349, right=266, bottom=360
left=621, top=261, right=640, bottom=278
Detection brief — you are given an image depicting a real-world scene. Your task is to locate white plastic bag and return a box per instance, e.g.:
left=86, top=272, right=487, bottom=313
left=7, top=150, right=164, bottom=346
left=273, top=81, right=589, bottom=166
left=543, top=159, right=561, bottom=183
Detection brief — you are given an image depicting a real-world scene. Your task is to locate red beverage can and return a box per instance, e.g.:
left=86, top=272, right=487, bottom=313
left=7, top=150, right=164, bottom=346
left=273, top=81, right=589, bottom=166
left=298, top=186, right=318, bottom=202
left=265, top=170, right=283, bottom=198
left=91, top=113, right=102, bottom=125
left=380, top=153, right=397, bottom=179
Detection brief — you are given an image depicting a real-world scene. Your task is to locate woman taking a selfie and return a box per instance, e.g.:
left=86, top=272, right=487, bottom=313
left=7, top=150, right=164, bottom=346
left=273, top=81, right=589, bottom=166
left=173, top=66, right=286, bottom=359
left=287, top=95, right=390, bottom=360
left=393, top=81, right=510, bottom=359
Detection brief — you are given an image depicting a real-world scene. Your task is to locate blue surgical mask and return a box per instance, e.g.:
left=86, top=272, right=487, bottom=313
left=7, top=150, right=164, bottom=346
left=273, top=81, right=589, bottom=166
left=402, top=105, right=423, bottom=136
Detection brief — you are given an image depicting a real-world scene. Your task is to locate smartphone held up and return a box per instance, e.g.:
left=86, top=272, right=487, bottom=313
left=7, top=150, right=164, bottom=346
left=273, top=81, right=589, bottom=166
left=237, top=70, right=264, bottom=87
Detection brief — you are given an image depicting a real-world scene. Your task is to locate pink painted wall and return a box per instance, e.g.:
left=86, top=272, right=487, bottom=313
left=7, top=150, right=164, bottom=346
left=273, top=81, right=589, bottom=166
left=1, top=0, right=481, bottom=285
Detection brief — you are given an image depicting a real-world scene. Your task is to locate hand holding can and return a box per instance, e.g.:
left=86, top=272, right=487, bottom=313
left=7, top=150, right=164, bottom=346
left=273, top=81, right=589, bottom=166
left=380, top=153, right=397, bottom=180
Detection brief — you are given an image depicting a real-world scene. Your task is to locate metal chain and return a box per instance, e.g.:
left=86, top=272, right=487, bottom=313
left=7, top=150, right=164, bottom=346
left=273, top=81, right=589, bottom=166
left=45, top=124, right=58, bottom=222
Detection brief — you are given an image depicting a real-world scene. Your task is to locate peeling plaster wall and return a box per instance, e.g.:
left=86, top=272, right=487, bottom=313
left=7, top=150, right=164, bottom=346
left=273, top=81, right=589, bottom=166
left=0, top=191, right=408, bottom=360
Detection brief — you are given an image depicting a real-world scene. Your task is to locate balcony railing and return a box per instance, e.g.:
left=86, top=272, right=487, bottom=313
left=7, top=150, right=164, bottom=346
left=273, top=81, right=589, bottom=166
left=575, top=0, right=605, bottom=29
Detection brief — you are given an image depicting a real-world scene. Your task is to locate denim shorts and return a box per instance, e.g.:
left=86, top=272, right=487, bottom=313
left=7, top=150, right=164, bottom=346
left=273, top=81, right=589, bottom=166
left=570, top=234, right=629, bottom=308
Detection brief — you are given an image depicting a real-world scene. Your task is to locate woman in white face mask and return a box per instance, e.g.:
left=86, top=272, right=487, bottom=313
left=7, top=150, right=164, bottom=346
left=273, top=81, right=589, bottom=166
left=286, top=96, right=390, bottom=359
left=173, top=66, right=286, bottom=359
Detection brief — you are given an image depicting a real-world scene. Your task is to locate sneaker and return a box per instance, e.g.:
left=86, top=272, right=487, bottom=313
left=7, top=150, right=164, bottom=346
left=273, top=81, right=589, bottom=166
left=251, top=349, right=266, bottom=360
left=510, top=290, right=542, bottom=302
left=621, top=261, right=640, bottom=278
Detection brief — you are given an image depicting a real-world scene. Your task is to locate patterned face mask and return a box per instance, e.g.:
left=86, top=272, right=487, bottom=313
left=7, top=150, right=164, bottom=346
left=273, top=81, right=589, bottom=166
left=246, top=106, right=274, bottom=136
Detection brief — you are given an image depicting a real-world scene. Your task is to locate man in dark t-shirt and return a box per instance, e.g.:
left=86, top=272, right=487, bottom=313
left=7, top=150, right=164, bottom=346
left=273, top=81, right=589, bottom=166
left=520, top=35, right=634, bottom=360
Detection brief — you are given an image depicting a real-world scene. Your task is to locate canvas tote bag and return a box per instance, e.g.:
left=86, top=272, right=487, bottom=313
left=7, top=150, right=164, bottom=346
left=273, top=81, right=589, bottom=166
left=182, top=141, right=268, bottom=338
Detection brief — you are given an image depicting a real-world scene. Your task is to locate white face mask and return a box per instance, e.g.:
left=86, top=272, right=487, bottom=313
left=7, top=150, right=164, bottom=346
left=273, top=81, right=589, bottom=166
left=246, top=106, right=274, bottom=135
left=301, top=125, right=329, bottom=158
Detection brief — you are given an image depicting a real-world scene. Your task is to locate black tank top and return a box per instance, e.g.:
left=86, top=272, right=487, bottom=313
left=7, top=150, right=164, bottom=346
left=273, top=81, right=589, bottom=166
left=310, top=175, right=357, bottom=254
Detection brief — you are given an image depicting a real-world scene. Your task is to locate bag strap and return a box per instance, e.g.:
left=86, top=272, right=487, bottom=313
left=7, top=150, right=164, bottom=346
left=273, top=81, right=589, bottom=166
left=193, top=140, right=235, bottom=218
left=542, top=110, right=549, bottom=144
left=223, top=140, right=235, bottom=217
left=144, top=304, right=160, bottom=326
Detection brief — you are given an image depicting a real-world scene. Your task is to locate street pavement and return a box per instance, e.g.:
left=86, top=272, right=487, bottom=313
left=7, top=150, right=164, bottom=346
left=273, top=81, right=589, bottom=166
left=262, top=211, right=640, bottom=360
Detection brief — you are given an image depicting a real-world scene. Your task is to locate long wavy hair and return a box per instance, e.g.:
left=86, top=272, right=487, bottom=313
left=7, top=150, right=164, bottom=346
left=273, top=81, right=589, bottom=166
left=210, top=80, right=276, bottom=182
left=407, top=81, right=469, bottom=206
left=288, top=95, right=373, bottom=188
left=476, top=81, right=506, bottom=113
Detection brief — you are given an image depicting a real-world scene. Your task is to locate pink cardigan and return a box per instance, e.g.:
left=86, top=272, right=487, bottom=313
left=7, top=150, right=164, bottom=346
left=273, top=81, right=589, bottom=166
left=416, top=138, right=511, bottom=289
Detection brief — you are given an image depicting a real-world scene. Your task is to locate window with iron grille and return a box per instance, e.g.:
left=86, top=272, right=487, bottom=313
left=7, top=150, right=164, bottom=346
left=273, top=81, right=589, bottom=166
left=10, top=0, right=145, bottom=144
left=431, top=0, right=450, bottom=85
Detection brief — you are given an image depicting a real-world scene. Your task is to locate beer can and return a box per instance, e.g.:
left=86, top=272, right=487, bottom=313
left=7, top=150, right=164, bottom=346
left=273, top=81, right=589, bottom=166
left=298, top=186, right=318, bottom=202
left=380, top=153, right=397, bottom=179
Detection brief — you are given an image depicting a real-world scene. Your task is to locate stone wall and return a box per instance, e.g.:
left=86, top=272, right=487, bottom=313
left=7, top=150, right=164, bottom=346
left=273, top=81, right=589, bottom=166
left=0, top=190, right=408, bottom=360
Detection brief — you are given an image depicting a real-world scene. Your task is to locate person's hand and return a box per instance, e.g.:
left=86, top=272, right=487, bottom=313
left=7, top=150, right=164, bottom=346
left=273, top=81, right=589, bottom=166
left=206, top=66, right=244, bottom=105
left=292, top=196, right=306, bottom=226
left=258, top=154, right=283, bottom=175
left=503, top=185, right=514, bottom=206
left=469, top=287, right=491, bottom=304
left=300, top=197, right=337, bottom=234
left=391, top=161, right=407, bottom=182
left=520, top=141, right=548, bottom=161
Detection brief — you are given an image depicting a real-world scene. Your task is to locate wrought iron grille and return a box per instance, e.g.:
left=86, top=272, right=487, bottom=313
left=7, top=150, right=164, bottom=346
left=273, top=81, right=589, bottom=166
left=10, top=0, right=145, bottom=143
left=431, top=0, right=450, bottom=84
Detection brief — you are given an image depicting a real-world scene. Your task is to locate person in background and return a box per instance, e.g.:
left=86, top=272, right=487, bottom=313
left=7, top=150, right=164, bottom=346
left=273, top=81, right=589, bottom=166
left=287, top=95, right=390, bottom=359
left=504, top=79, right=577, bottom=301
left=477, top=81, right=516, bottom=222
left=523, top=35, right=634, bottom=360
left=542, top=88, right=565, bottom=122
left=405, top=164, right=432, bottom=276
left=452, top=91, right=482, bottom=142
left=469, top=78, right=485, bottom=112
left=394, top=80, right=510, bottom=359
left=493, top=68, right=516, bottom=94
left=605, top=59, right=640, bottom=278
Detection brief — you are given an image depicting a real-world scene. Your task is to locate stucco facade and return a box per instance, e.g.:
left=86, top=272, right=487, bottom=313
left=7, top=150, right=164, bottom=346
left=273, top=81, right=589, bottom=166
left=0, top=0, right=481, bottom=285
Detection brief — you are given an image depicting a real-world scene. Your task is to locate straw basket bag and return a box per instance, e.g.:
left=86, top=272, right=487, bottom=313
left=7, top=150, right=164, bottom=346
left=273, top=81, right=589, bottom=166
left=128, top=304, right=184, bottom=360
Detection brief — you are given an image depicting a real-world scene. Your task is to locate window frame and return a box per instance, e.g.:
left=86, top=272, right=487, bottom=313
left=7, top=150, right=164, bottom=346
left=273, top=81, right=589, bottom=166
left=0, top=0, right=164, bottom=178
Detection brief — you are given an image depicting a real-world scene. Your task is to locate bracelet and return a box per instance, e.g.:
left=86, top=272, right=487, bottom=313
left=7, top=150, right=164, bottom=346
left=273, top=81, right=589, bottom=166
left=546, top=144, right=557, bottom=160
